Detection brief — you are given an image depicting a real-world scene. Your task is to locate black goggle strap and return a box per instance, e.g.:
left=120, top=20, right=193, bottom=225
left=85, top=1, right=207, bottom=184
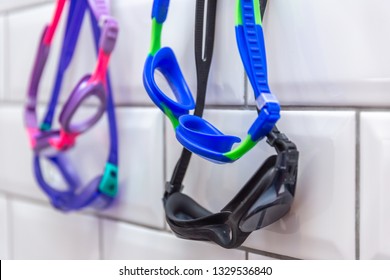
left=265, top=127, right=299, bottom=195
left=166, top=0, right=218, bottom=196
left=260, top=0, right=267, bottom=19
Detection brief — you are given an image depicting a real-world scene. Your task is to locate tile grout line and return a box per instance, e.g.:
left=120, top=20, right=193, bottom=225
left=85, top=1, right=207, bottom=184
left=4, top=97, right=390, bottom=111
left=241, top=246, right=300, bottom=260
left=355, top=111, right=361, bottom=260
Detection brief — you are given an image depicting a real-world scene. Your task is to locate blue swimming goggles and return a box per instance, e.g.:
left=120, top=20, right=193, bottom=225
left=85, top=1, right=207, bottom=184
left=143, top=0, right=280, bottom=163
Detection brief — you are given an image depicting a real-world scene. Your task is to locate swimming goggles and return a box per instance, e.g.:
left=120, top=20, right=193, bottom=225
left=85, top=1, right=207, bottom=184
left=24, top=0, right=119, bottom=211
left=162, top=0, right=299, bottom=249
left=144, top=0, right=280, bottom=163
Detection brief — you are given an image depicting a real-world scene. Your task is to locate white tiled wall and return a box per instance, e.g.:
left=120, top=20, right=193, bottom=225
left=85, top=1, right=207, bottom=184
left=0, top=106, right=47, bottom=200
left=0, top=0, right=388, bottom=260
left=10, top=199, right=100, bottom=259
left=260, top=0, right=390, bottom=107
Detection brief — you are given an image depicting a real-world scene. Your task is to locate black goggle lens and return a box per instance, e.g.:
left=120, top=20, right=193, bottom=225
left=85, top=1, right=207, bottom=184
left=239, top=183, right=293, bottom=233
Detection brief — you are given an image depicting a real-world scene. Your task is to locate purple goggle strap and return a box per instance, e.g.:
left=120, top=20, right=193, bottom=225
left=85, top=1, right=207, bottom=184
left=41, top=0, right=86, bottom=129
left=33, top=0, right=118, bottom=211
left=25, top=0, right=82, bottom=130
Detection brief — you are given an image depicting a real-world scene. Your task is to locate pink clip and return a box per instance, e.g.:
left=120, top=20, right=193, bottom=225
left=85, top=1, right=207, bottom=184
left=43, top=0, right=67, bottom=45
left=90, top=50, right=110, bottom=84
left=26, top=127, right=39, bottom=148
left=49, top=129, right=78, bottom=150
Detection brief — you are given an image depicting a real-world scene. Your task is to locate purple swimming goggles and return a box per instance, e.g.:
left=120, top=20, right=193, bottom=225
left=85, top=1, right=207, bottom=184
left=24, top=0, right=119, bottom=211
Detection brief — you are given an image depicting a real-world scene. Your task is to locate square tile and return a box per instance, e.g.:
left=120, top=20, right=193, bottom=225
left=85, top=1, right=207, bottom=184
left=0, top=105, right=46, bottom=200
left=99, top=108, right=165, bottom=229
left=10, top=199, right=99, bottom=259
left=205, top=0, right=245, bottom=105
left=361, top=112, right=390, bottom=259
left=109, top=0, right=155, bottom=105
left=248, top=0, right=390, bottom=106
left=102, top=219, right=245, bottom=260
left=0, top=194, right=8, bottom=259
left=166, top=110, right=356, bottom=259
left=111, top=0, right=244, bottom=106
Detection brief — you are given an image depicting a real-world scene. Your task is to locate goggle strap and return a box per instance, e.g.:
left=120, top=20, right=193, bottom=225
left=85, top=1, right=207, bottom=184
left=42, top=0, right=87, bottom=128
left=193, top=0, right=217, bottom=117
left=266, top=126, right=297, bottom=154
left=43, top=0, right=67, bottom=45
left=87, top=0, right=110, bottom=20
left=168, top=0, right=217, bottom=190
left=87, top=4, right=119, bottom=166
left=260, top=0, right=267, bottom=19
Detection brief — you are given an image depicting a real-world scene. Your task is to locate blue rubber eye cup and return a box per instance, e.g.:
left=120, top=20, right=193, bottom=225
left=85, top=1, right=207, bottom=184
left=143, top=0, right=280, bottom=163
left=144, top=47, right=195, bottom=125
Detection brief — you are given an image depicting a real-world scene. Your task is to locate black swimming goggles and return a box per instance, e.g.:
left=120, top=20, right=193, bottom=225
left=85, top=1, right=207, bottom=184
left=163, top=0, right=299, bottom=249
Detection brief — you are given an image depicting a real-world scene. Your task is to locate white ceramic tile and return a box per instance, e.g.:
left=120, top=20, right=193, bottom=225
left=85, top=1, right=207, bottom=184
left=6, top=3, right=69, bottom=103
left=102, top=219, right=245, bottom=260
left=10, top=199, right=99, bottom=259
left=166, top=110, right=356, bottom=259
left=0, top=106, right=46, bottom=200
left=204, top=0, right=245, bottom=105
left=0, top=15, right=4, bottom=100
left=0, top=0, right=53, bottom=12
left=247, top=0, right=390, bottom=106
left=109, top=0, right=154, bottom=105
left=248, top=253, right=278, bottom=260
left=360, top=113, right=390, bottom=259
left=99, top=108, right=165, bottom=229
left=0, top=194, right=8, bottom=259
left=111, top=0, right=244, bottom=106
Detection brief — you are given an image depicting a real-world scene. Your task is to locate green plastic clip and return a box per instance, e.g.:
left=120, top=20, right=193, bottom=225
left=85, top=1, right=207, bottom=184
left=40, top=122, right=51, bottom=131
left=98, top=163, right=118, bottom=197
